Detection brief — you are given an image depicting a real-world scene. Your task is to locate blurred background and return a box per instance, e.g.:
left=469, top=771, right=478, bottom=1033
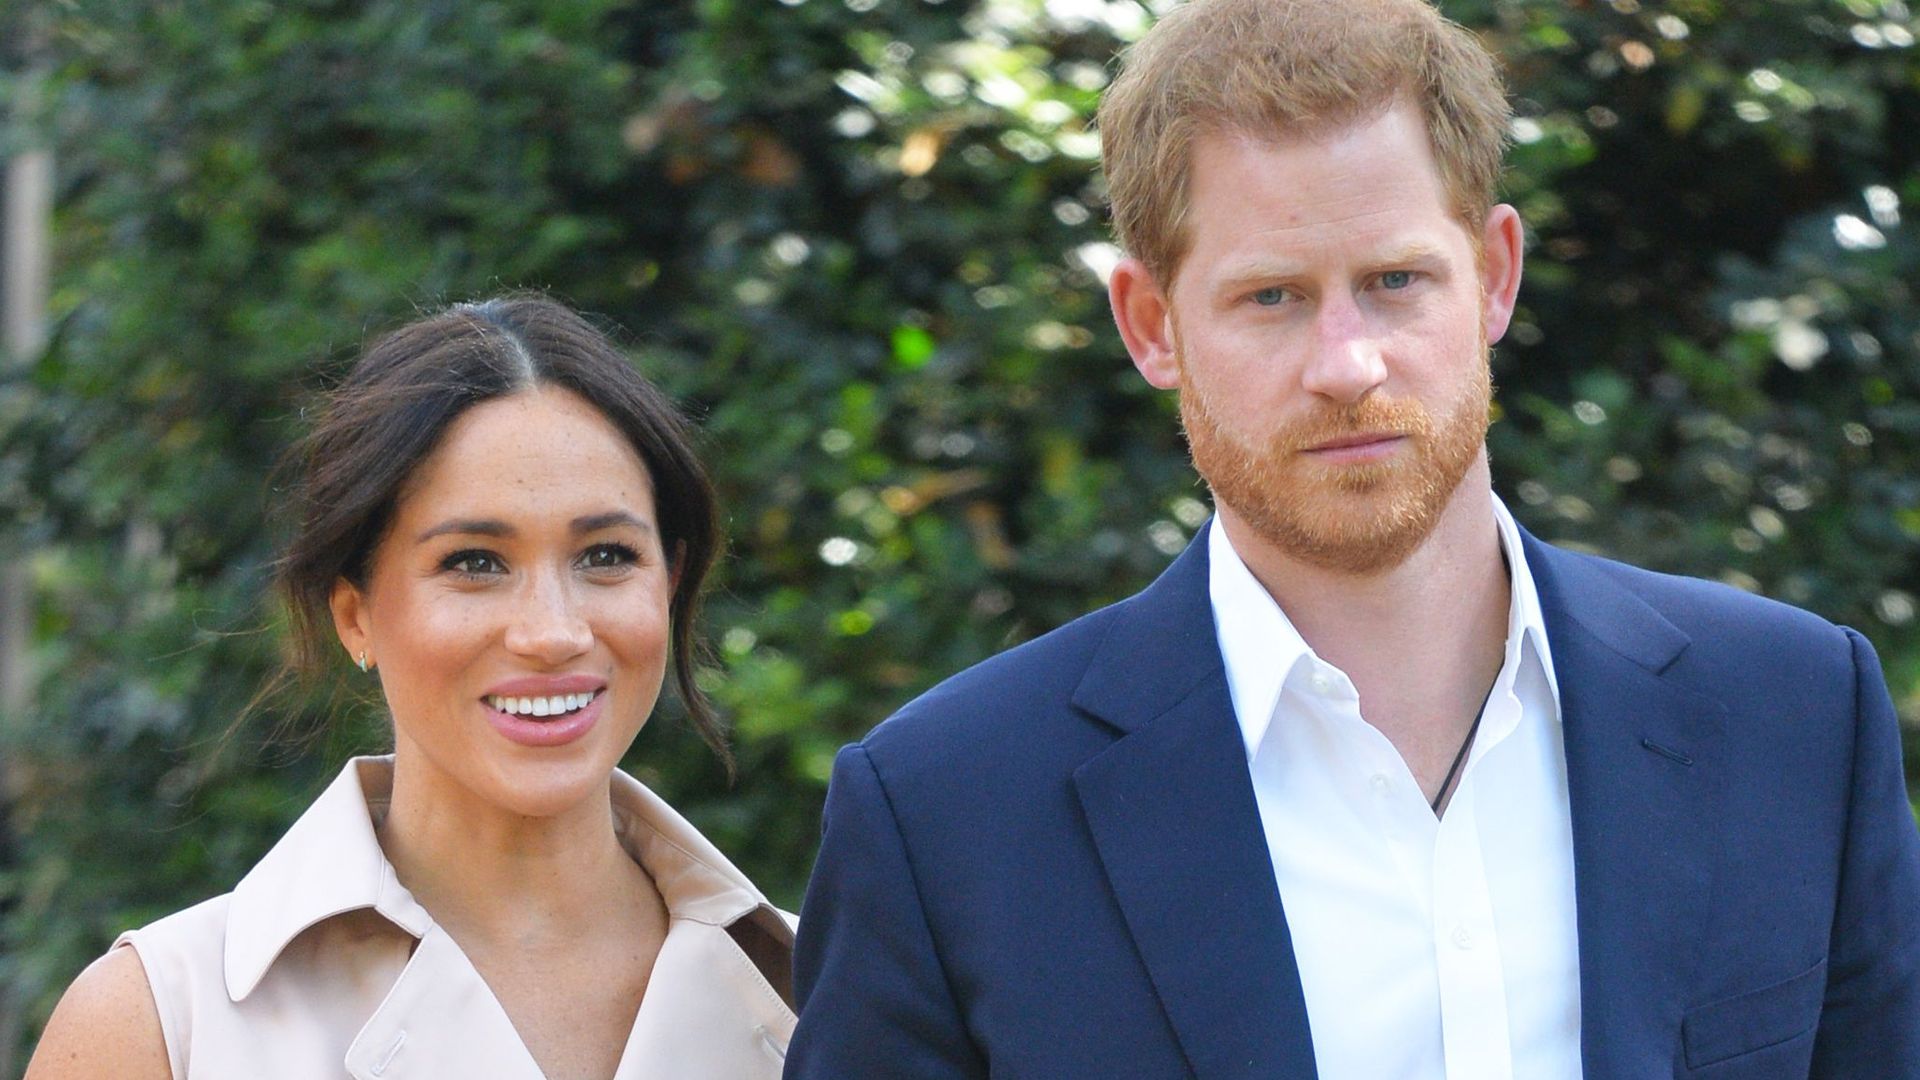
left=0, top=0, right=1916, bottom=1070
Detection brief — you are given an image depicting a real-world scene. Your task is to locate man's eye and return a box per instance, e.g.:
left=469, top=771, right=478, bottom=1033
left=1379, top=270, right=1416, bottom=290
left=444, top=551, right=505, bottom=576
left=1251, top=287, right=1288, bottom=306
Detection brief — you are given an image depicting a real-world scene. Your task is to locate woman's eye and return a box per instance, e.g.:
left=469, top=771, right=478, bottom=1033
left=1379, top=270, right=1416, bottom=290
left=580, top=543, right=639, bottom=571
left=1250, top=287, right=1288, bottom=306
left=443, top=550, right=505, bottom=576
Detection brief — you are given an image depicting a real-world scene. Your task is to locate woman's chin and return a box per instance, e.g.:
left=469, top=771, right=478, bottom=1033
left=472, top=756, right=620, bottom=821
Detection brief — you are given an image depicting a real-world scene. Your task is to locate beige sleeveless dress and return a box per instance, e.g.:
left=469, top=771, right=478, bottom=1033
left=115, top=757, right=796, bottom=1079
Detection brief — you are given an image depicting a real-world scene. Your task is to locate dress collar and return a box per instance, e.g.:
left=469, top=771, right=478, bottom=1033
left=222, top=755, right=778, bottom=1002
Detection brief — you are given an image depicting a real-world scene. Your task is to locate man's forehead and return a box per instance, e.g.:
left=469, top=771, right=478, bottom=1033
left=1162, top=110, right=1484, bottom=283
left=1196, top=92, right=1416, bottom=158
left=1183, top=125, right=1456, bottom=220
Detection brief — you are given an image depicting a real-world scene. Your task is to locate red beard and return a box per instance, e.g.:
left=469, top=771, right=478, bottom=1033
left=1178, top=349, right=1492, bottom=576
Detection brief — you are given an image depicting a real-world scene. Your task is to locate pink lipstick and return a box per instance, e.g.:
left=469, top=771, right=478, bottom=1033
left=481, top=675, right=607, bottom=748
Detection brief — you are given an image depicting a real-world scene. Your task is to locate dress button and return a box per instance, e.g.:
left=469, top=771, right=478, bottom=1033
left=1451, top=925, right=1474, bottom=949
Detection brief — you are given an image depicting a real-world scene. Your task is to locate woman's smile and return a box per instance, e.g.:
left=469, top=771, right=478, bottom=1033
left=332, top=384, right=675, bottom=820
left=484, top=689, right=605, bottom=748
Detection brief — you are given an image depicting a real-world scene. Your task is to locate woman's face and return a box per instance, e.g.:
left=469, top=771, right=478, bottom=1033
left=330, top=385, right=672, bottom=819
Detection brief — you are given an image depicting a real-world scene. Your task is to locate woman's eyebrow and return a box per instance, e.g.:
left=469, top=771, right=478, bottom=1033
left=415, top=518, right=512, bottom=543
left=413, top=512, right=655, bottom=543
left=571, top=510, right=654, bottom=536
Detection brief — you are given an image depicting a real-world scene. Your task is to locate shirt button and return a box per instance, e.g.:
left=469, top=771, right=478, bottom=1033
left=1451, top=925, right=1474, bottom=950
left=1310, top=672, right=1334, bottom=694
left=1369, top=774, right=1390, bottom=794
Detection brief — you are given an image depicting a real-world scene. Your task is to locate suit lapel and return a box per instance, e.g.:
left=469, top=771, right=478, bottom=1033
left=1524, top=534, right=1729, bottom=1078
left=1065, top=525, right=1728, bottom=1078
left=1070, top=537, right=1318, bottom=1080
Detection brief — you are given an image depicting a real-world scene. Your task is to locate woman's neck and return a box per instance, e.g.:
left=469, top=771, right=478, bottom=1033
left=373, top=747, right=662, bottom=951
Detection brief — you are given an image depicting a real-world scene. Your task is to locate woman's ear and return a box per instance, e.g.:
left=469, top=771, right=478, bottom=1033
left=330, top=578, right=373, bottom=671
left=669, top=540, right=687, bottom=593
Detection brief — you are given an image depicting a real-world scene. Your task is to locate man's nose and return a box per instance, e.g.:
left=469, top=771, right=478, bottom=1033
left=1300, top=292, right=1387, bottom=404
left=504, top=571, right=593, bottom=663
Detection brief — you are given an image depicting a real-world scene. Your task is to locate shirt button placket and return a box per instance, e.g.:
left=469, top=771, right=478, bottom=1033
left=1431, top=782, right=1515, bottom=1080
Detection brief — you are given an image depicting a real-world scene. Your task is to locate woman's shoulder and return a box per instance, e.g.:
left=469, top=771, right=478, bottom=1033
left=25, top=945, right=175, bottom=1080
left=113, top=892, right=237, bottom=1028
left=26, top=893, right=233, bottom=1080
left=30, top=759, right=419, bottom=1079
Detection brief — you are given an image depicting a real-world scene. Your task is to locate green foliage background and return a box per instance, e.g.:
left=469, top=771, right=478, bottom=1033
left=2, top=0, right=1917, bottom=1064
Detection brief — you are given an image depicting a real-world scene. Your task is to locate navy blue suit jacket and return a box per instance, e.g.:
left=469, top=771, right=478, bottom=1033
left=787, top=529, right=1920, bottom=1078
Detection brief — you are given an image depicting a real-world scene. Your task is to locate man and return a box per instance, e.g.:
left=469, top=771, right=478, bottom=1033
left=785, top=0, right=1920, bottom=1076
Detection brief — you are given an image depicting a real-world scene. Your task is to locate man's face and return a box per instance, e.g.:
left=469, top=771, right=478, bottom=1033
left=1160, top=104, right=1501, bottom=575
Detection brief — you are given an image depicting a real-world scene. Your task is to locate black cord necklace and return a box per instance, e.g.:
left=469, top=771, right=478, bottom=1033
left=1430, top=680, right=1498, bottom=815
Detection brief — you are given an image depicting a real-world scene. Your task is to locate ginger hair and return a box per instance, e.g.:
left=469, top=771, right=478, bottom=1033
left=1098, top=0, right=1513, bottom=286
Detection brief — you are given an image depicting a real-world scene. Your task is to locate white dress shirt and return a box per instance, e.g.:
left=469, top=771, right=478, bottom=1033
left=1209, top=497, right=1582, bottom=1080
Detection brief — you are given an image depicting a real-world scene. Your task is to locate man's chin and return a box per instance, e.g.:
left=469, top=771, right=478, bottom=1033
left=1240, top=513, right=1430, bottom=576
left=1212, top=472, right=1455, bottom=576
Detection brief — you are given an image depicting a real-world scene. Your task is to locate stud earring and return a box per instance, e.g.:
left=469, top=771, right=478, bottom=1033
left=356, top=651, right=370, bottom=673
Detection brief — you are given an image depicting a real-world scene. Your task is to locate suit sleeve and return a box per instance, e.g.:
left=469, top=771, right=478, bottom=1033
left=1810, top=628, right=1920, bottom=1077
left=784, top=743, right=987, bottom=1079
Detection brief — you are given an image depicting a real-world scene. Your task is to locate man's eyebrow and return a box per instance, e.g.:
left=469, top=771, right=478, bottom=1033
left=1370, top=241, right=1448, bottom=266
left=1218, top=258, right=1310, bottom=283
left=572, top=511, right=654, bottom=535
left=1214, top=242, right=1450, bottom=286
left=416, top=518, right=512, bottom=543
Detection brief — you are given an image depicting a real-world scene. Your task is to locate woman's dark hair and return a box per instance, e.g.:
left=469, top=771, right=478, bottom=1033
left=276, top=294, right=726, bottom=764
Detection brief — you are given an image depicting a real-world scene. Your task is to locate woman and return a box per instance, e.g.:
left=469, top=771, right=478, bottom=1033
left=27, top=296, right=795, bottom=1079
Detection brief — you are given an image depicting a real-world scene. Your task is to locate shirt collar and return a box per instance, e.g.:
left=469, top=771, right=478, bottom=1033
left=1208, top=518, right=1316, bottom=761
left=1208, top=493, right=1560, bottom=762
left=222, top=755, right=776, bottom=1002
left=1491, top=494, right=1560, bottom=708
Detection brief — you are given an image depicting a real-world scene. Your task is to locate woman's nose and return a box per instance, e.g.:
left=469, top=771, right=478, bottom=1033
left=503, top=573, right=593, bottom=663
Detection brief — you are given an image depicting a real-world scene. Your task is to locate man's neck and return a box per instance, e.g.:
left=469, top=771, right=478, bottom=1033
left=1219, top=462, right=1512, bottom=797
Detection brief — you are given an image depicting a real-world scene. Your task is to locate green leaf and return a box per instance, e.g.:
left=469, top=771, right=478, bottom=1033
left=890, top=324, right=936, bottom=370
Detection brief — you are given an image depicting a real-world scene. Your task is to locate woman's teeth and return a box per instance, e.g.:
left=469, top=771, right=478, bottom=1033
left=486, top=692, right=596, bottom=718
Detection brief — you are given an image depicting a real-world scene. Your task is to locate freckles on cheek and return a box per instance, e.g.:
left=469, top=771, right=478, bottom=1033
left=439, top=607, right=497, bottom=648
left=604, top=607, right=667, bottom=650
left=392, top=593, right=492, bottom=655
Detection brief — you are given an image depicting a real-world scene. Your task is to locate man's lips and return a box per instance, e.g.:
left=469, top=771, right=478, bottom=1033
left=1304, top=432, right=1404, bottom=452
left=1295, top=432, right=1408, bottom=467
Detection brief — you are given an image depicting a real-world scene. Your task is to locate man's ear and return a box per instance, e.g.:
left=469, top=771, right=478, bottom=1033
left=330, top=578, right=372, bottom=670
left=1478, top=204, right=1525, bottom=345
left=1108, top=256, right=1182, bottom=389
